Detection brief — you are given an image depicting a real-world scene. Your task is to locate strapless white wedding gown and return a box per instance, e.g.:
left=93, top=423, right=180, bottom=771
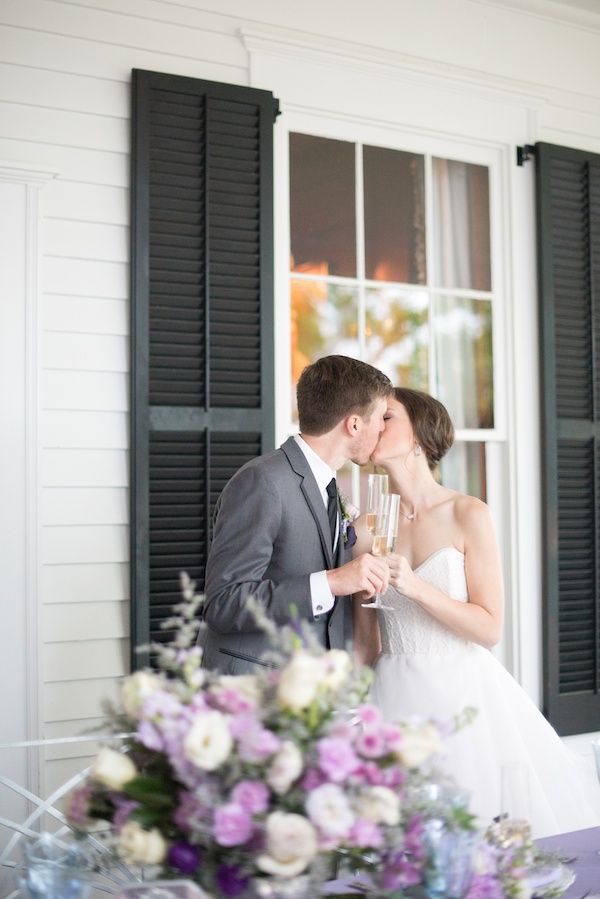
left=370, top=546, right=600, bottom=838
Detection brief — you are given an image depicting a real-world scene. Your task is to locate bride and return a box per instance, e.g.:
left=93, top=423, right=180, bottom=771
left=352, top=387, right=600, bottom=838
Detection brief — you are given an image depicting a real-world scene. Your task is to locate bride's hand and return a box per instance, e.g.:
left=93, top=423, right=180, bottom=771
left=387, top=554, right=420, bottom=598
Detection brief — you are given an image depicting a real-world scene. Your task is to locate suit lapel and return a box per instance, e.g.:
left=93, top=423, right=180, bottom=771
left=281, top=437, right=334, bottom=569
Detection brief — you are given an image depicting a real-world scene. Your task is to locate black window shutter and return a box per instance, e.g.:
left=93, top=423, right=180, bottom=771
left=131, top=69, right=277, bottom=663
left=537, top=141, right=600, bottom=734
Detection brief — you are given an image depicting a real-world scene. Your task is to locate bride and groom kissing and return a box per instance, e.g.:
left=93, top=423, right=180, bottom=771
left=200, top=352, right=600, bottom=839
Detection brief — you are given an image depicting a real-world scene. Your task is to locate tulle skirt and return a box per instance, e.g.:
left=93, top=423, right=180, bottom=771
left=370, top=644, right=600, bottom=837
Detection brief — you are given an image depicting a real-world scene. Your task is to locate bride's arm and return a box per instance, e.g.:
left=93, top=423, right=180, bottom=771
left=388, top=497, right=504, bottom=649
left=351, top=515, right=382, bottom=667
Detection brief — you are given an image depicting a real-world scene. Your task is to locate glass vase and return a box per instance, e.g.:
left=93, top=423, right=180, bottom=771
left=423, top=819, right=476, bottom=899
left=20, top=832, right=89, bottom=899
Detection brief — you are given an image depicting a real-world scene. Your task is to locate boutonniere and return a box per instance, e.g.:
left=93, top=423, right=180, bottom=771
left=339, top=491, right=360, bottom=547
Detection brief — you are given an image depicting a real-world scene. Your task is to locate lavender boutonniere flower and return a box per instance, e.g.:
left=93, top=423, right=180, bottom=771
left=339, top=491, right=359, bottom=547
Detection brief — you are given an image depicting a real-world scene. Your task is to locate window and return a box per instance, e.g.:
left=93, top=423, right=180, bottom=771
left=287, top=131, right=497, bottom=504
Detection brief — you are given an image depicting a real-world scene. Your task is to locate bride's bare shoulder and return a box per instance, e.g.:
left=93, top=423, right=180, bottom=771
left=452, top=493, right=493, bottom=529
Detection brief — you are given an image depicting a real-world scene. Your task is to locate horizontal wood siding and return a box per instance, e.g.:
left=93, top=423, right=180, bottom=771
left=0, top=0, right=247, bottom=794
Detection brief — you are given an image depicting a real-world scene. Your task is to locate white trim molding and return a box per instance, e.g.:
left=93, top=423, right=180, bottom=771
left=0, top=161, right=58, bottom=797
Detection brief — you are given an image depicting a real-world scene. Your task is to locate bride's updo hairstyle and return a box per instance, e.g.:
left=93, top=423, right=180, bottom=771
left=394, top=387, right=454, bottom=471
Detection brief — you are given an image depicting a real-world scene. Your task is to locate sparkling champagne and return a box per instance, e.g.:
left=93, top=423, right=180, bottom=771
left=371, top=535, right=395, bottom=556
left=366, top=512, right=377, bottom=533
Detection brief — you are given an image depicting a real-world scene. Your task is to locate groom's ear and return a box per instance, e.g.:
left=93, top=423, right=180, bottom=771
left=343, top=414, right=361, bottom=436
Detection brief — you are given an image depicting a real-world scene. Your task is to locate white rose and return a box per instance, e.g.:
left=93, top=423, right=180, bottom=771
left=120, top=671, right=161, bottom=719
left=91, top=748, right=137, bottom=791
left=277, top=652, right=324, bottom=712
left=184, top=710, right=232, bottom=770
left=322, top=650, right=351, bottom=691
left=117, top=820, right=167, bottom=865
left=396, top=723, right=443, bottom=768
left=256, top=812, right=318, bottom=879
left=216, top=674, right=261, bottom=706
left=305, top=783, right=355, bottom=837
left=266, top=740, right=304, bottom=794
left=355, top=786, right=401, bottom=826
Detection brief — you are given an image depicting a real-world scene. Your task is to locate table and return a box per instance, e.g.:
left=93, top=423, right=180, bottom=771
left=538, top=825, right=600, bottom=898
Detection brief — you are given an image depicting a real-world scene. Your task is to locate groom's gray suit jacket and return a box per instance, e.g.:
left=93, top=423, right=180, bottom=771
left=200, top=436, right=352, bottom=674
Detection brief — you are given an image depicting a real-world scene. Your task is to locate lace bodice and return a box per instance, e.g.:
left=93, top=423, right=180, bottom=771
left=378, top=546, right=472, bottom=655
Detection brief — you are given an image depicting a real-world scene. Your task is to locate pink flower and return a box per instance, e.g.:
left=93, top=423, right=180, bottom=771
left=317, top=737, right=359, bottom=782
left=350, top=818, right=384, bottom=848
left=351, top=761, right=385, bottom=786
left=231, top=780, right=269, bottom=814
left=356, top=730, right=386, bottom=758
left=230, top=714, right=280, bottom=763
left=382, top=724, right=403, bottom=752
left=214, top=802, right=254, bottom=847
left=356, top=705, right=382, bottom=729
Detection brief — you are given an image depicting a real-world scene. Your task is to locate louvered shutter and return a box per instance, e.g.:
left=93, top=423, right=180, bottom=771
left=537, top=141, right=600, bottom=734
left=131, top=70, right=277, bottom=661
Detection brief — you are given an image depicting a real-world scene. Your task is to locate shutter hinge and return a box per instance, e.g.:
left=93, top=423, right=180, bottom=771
left=516, top=144, right=536, bottom=166
left=273, top=97, right=281, bottom=122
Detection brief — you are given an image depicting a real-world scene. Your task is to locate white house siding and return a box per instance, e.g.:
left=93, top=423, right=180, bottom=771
left=0, top=0, right=599, bottom=796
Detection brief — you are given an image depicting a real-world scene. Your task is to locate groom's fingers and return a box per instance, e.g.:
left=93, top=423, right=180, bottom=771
left=326, top=553, right=390, bottom=598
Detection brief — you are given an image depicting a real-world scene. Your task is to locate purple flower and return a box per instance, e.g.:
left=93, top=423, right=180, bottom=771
left=214, top=802, right=254, bottom=847
left=317, top=737, right=359, bottom=782
left=168, top=841, right=201, bottom=875
left=301, top=767, right=328, bottom=791
left=231, top=779, right=269, bottom=814
left=345, top=524, right=357, bottom=547
left=173, top=788, right=212, bottom=832
left=111, top=795, right=139, bottom=831
left=235, top=720, right=280, bottom=763
left=350, top=818, right=384, bottom=848
left=67, top=785, right=91, bottom=825
left=137, top=719, right=164, bottom=751
left=465, top=875, right=504, bottom=899
left=216, top=864, right=250, bottom=897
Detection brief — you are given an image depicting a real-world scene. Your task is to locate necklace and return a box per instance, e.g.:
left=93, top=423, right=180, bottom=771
left=400, top=505, right=415, bottom=521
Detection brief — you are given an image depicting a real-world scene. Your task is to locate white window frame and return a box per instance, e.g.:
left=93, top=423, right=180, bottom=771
left=273, top=110, right=517, bottom=672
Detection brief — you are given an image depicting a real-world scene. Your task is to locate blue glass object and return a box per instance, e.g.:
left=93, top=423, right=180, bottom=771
left=423, top=819, right=475, bottom=899
left=20, top=833, right=88, bottom=899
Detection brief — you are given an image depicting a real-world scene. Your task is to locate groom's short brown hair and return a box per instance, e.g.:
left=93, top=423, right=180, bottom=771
left=297, top=355, right=392, bottom=435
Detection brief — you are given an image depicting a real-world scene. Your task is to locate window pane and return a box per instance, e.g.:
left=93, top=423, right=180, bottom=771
left=289, top=133, right=356, bottom=277
left=439, top=441, right=487, bottom=501
left=433, top=295, right=493, bottom=429
left=290, top=279, right=359, bottom=420
left=365, top=287, right=428, bottom=390
left=432, top=158, right=491, bottom=291
left=363, top=146, right=426, bottom=284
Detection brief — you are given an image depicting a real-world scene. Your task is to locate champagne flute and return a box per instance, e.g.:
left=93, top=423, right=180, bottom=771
left=362, top=493, right=400, bottom=610
left=366, top=473, right=389, bottom=534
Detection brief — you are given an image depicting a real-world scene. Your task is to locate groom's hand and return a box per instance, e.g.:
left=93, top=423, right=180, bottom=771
left=326, top=553, right=390, bottom=599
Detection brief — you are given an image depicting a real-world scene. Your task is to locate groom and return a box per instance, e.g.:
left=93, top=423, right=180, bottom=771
left=200, top=355, right=393, bottom=673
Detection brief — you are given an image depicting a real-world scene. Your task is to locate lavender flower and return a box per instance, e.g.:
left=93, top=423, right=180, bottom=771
left=317, top=737, right=360, bottom=782
left=231, top=780, right=270, bottom=814
left=214, top=802, right=254, bottom=847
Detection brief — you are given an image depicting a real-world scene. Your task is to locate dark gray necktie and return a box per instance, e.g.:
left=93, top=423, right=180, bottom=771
left=326, top=477, right=338, bottom=549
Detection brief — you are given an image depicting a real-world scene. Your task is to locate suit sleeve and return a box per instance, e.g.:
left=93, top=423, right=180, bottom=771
left=203, top=464, right=315, bottom=634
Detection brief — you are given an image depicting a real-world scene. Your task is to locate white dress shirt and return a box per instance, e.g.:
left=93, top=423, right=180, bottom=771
left=294, top=435, right=338, bottom=617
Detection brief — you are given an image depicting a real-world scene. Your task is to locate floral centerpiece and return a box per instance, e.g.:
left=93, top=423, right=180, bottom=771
left=67, top=577, right=573, bottom=899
